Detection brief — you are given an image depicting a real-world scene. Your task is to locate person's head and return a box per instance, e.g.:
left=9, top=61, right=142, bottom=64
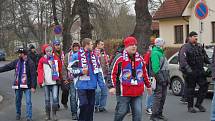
left=123, top=36, right=137, bottom=55
left=154, top=38, right=165, bottom=48
left=42, top=44, right=53, bottom=57
left=17, top=48, right=28, bottom=60
left=52, top=39, right=61, bottom=51
left=95, top=39, right=104, bottom=49
left=29, top=44, right=36, bottom=52
left=71, top=41, right=80, bottom=52
left=82, top=38, right=94, bottom=51
left=189, top=31, right=198, bottom=44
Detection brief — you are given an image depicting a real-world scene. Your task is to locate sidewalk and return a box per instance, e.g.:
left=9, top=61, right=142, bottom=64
left=0, top=94, right=3, bottom=103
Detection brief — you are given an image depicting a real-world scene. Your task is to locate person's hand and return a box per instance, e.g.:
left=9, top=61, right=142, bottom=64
left=31, top=88, right=36, bottom=93
left=147, top=88, right=152, bottom=96
left=82, top=68, right=88, bottom=75
left=109, top=88, right=116, bottom=95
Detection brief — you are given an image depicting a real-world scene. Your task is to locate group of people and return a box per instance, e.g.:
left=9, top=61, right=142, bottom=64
left=0, top=31, right=214, bottom=121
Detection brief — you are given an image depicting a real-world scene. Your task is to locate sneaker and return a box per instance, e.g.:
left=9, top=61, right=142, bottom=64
left=72, top=113, right=78, bottom=120
left=99, top=108, right=107, bottom=112
left=180, top=97, right=188, bottom=104
left=188, top=107, right=197, bottom=113
left=195, top=105, right=206, bottom=112
left=95, top=107, right=99, bottom=113
left=16, top=115, right=21, bottom=120
left=146, top=108, right=152, bottom=115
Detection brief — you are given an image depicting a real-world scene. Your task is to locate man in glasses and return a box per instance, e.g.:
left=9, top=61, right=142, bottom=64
left=0, top=48, right=37, bottom=121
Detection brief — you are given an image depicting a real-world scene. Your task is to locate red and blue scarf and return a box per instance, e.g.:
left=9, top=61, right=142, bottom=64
left=13, top=60, right=28, bottom=89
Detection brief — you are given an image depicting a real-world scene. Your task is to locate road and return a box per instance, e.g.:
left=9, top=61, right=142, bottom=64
left=0, top=61, right=212, bottom=121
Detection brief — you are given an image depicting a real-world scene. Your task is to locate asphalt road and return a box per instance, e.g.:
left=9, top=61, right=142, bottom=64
left=0, top=61, right=212, bottom=121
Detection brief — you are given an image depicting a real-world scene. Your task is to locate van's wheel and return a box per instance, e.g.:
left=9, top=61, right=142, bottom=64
left=171, top=77, right=184, bottom=96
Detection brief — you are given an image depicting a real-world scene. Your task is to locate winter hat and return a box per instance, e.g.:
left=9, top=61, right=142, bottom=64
left=154, top=38, right=165, bottom=47
left=52, top=39, right=61, bottom=45
left=189, top=31, right=198, bottom=37
left=29, top=44, right=35, bottom=49
left=123, top=36, right=137, bottom=47
left=72, top=40, right=80, bottom=47
left=42, top=44, right=52, bottom=54
left=17, top=48, right=28, bottom=55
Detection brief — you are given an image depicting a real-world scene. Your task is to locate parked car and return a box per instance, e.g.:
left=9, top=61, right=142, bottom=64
left=168, top=47, right=214, bottom=96
left=0, top=50, right=6, bottom=61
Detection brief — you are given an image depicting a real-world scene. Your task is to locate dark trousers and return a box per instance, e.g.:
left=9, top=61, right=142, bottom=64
left=78, top=89, right=95, bottom=121
left=152, top=83, right=167, bottom=117
left=182, top=74, right=188, bottom=99
left=61, top=87, right=69, bottom=105
left=186, top=74, right=208, bottom=108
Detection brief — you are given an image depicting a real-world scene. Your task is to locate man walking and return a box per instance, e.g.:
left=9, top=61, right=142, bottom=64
left=179, top=31, right=210, bottom=113
left=108, top=36, right=152, bottom=121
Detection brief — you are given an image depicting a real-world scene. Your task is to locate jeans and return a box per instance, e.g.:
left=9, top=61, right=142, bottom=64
left=78, top=89, right=95, bottom=121
left=95, top=85, right=108, bottom=109
left=211, top=82, right=215, bottom=121
left=15, top=89, right=32, bottom=119
left=44, top=85, right=59, bottom=110
left=145, top=93, right=154, bottom=109
left=114, top=96, right=143, bottom=121
left=70, top=81, right=78, bottom=113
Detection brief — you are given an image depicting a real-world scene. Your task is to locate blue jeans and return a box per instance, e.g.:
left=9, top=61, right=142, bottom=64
left=114, top=96, right=143, bottom=121
left=15, top=89, right=32, bottom=119
left=95, top=85, right=108, bottom=109
left=70, top=81, right=78, bottom=113
left=145, top=93, right=154, bottom=109
left=44, top=85, right=58, bottom=110
left=211, top=82, right=215, bottom=121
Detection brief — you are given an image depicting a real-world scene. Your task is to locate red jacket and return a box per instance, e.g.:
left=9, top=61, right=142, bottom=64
left=108, top=51, right=151, bottom=97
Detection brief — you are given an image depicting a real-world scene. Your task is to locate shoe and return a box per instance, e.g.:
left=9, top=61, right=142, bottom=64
left=146, top=108, right=152, bottom=115
left=195, top=105, right=206, bottom=112
left=16, top=115, right=21, bottom=120
left=150, top=116, right=161, bottom=121
left=188, top=107, right=197, bottom=113
left=180, top=98, right=188, bottom=104
left=72, top=113, right=78, bottom=120
left=95, top=107, right=99, bottom=113
left=99, top=108, right=107, bottom=112
left=158, top=115, right=168, bottom=121
left=63, top=104, right=68, bottom=109
left=26, top=118, right=33, bottom=121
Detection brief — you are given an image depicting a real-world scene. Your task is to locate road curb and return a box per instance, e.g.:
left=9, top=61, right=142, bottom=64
left=0, top=95, right=3, bottom=103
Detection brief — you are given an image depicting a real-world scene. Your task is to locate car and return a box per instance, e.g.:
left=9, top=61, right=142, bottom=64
left=0, top=50, right=6, bottom=61
left=168, top=47, right=214, bottom=96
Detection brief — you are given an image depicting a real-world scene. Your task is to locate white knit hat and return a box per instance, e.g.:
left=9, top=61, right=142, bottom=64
left=154, top=38, right=165, bottom=47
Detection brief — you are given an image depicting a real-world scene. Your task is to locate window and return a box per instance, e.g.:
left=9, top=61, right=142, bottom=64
left=212, top=22, right=215, bottom=43
left=186, top=24, right=189, bottom=37
left=174, top=25, right=184, bottom=44
left=169, top=56, right=178, bottom=64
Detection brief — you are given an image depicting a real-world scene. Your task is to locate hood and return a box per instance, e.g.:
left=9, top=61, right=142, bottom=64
left=42, top=44, right=52, bottom=54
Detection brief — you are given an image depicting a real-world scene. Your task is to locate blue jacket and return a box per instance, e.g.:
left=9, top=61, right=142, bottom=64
left=69, top=50, right=105, bottom=89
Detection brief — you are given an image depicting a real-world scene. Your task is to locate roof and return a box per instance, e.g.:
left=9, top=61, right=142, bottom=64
left=153, top=0, right=190, bottom=20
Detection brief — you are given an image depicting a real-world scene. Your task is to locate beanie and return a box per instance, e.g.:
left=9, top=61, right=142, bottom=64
left=189, top=31, right=198, bottom=37
left=154, top=38, right=165, bottom=47
left=52, top=39, right=61, bottom=45
left=123, top=36, right=137, bottom=47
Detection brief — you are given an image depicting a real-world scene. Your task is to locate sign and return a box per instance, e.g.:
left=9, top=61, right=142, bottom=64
left=53, top=25, right=62, bottom=35
left=195, top=1, right=209, bottom=20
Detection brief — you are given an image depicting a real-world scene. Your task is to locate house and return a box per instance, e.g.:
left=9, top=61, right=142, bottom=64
left=153, top=0, right=215, bottom=47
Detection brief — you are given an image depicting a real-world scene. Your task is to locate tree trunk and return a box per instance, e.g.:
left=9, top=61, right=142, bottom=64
left=133, top=0, right=152, bottom=55
left=52, top=0, right=59, bottom=25
left=79, top=0, right=93, bottom=41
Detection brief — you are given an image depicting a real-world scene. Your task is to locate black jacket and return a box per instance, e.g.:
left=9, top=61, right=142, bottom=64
left=0, top=58, right=37, bottom=89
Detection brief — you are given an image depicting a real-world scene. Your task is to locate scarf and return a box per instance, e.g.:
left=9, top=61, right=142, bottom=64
left=78, top=48, right=101, bottom=74
left=43, top=55, right=59, bottom=81
left=121, top=50, right=144, bottom=85
left=94, top=48, right=109, bottom=65
left=13, top=60, right=28, bottom=89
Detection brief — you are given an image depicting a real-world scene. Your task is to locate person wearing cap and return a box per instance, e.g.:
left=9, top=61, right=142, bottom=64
left=179, top=31, right=210, bottom=113
left=28, top=44, right=39, bottom=71
left=64, top=40, right=80, bottom=120
left=150, top=38, right=169, bottom=121
left=93, top=39, right=109, bottom=113
left=0, top=48, right=37, bottom=121
left=52, top=39, right=66, bottom=109
left=69, top=38, right=106, bottom=121
left=108, top=36, right=152, bottom=121
left=37, top=44, right=63, bottom=121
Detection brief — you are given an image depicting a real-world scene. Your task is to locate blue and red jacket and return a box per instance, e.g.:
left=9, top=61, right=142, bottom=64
left=107, top=51, right=151, bottom=96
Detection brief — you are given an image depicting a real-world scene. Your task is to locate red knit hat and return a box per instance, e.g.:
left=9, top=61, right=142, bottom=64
left=42, top=44, right=52, bottom=54
left=123, top=36, right=137, bottom=47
